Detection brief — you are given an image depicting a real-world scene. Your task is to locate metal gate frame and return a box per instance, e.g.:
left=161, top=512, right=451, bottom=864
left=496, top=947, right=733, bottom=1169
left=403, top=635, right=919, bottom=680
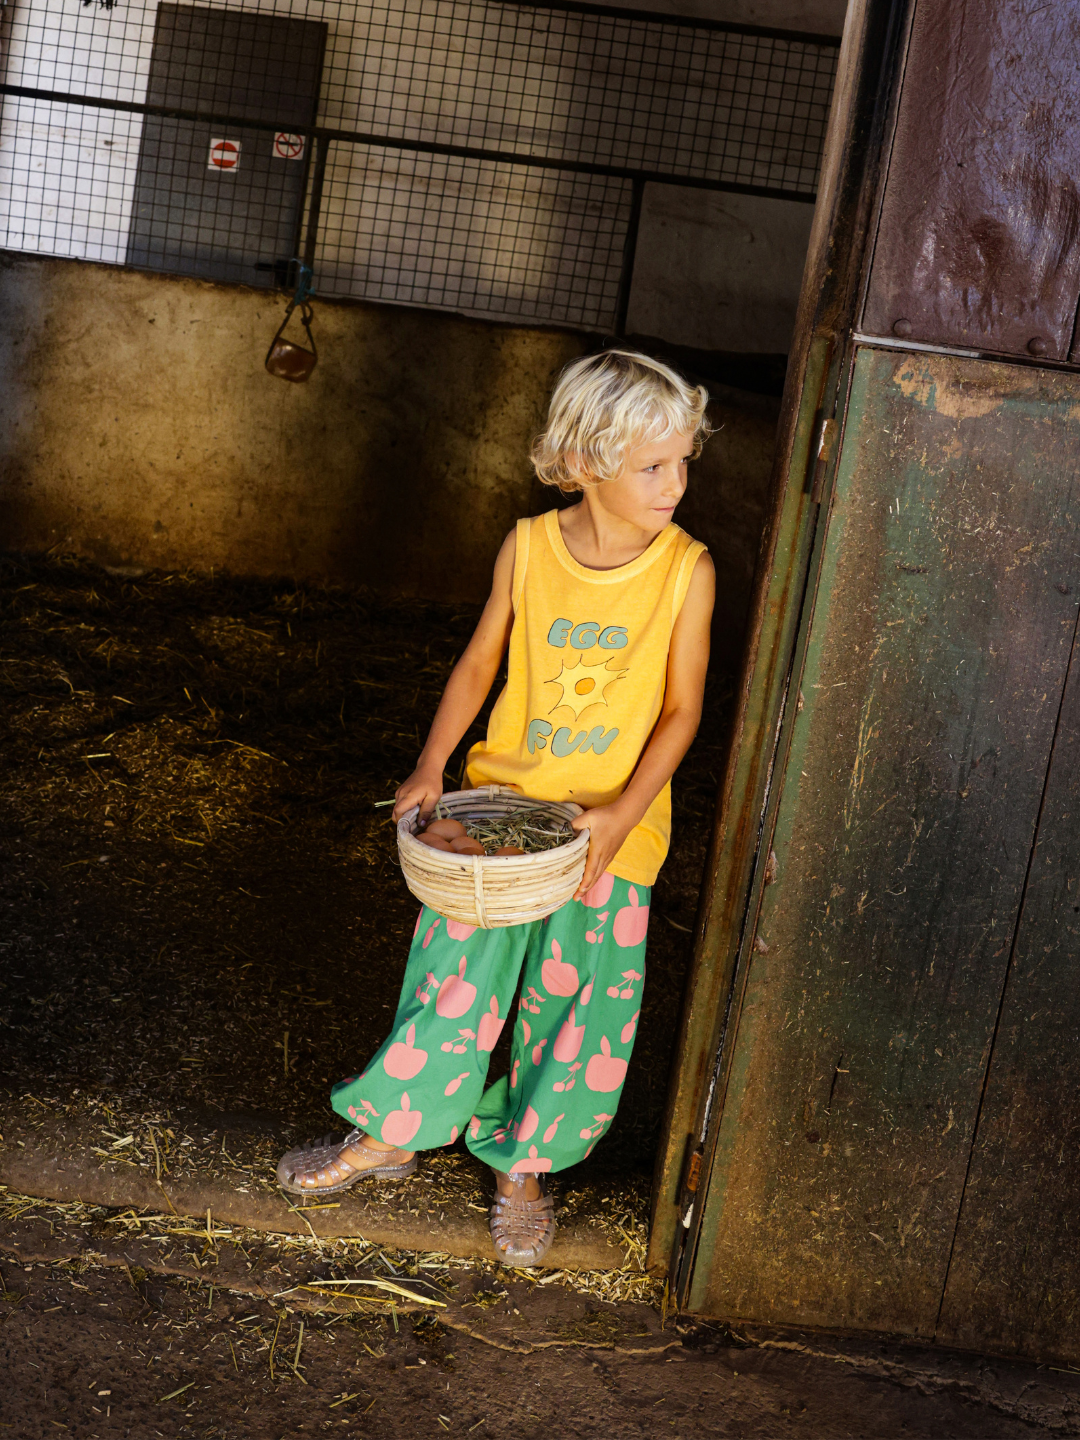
left=647, top=0, right=911, bottom=1289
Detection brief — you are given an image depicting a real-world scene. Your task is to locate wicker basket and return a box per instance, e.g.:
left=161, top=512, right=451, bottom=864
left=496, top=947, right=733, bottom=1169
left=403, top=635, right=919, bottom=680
left=397, top=785, right=589, bottom=928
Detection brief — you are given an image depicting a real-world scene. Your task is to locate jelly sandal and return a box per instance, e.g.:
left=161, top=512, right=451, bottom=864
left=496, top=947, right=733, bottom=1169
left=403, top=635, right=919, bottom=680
left=489, top=1170, right=556, bottom=1265
left=276, top=1129, right=416, bottom=1196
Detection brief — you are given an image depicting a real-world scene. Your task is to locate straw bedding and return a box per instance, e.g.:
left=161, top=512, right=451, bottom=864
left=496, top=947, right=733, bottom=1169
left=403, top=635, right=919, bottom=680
left=0, top=550, right=733, bottom=1246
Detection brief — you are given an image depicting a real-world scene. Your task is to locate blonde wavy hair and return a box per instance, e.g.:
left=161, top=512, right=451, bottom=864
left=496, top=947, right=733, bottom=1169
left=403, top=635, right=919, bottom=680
left=531, top=349, right=712, bottom=493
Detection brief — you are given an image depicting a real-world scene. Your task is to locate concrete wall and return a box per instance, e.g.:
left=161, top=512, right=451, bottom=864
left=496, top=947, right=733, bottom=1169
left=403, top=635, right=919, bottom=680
left=0, top=253, right=779, bottom=666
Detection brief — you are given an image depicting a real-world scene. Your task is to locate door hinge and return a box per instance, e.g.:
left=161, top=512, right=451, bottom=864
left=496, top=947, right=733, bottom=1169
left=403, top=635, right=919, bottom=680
left=810, top=416, right=838, bottom=503
left=677, top=1137, right=704, bottom=1227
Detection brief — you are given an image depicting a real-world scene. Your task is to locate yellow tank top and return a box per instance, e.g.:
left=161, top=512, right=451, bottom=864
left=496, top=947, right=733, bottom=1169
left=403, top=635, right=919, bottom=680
left=466, top=510, right=707, bottom=886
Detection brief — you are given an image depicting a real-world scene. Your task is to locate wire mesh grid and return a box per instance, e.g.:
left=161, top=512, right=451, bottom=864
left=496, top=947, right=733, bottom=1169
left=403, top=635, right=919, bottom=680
left=317, top=143, right=630, bottom=325
left=0, top=0, right=838, bottom=325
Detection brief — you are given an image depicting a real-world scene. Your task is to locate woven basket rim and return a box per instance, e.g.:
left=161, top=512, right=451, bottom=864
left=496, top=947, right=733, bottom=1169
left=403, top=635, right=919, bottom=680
left=397, top=786, right=588, bottom=863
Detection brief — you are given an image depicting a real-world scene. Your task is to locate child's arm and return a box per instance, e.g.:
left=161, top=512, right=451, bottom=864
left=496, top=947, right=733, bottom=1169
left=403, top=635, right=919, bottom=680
left=392, top=532, right=517, bottom=822
left=571, top=551, right=716, bottom=898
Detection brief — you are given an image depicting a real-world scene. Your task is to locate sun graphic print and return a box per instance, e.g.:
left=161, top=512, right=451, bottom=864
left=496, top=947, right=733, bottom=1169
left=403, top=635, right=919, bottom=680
left=545, top=652, right=628, bottom=720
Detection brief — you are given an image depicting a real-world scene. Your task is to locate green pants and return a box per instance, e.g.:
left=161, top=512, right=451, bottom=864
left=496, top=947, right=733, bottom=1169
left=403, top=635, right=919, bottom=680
left=331, top=873, right=650, bottom=1173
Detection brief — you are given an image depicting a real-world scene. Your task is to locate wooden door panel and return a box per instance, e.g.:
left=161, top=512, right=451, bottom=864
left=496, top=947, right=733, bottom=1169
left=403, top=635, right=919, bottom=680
left=938, top=628, right=1080, bottom=1362
left=862, top=1, right=1080, bottom=361
left=688, top=347, right=1080, bottom=1333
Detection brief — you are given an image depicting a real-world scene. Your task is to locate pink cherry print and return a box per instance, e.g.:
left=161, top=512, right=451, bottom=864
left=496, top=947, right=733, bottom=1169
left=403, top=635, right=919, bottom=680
left=436, top=956, right=477, bottom=1018
left=532, top=1037, right=548, bottom=1066
left=510, top=1059, right=520, bottom=1089
left=586, top=912, right=609, bottom=944
left=510, top=1144, right=552, bottom=1174
left=383, top=1023, right=428, bottom=1080
left=553, top=1004, right=585, bottom=1062
left=543, top=1114, right=565, bottom=1143
left=541, top=939, right=580, bottom=997
left=517, top=1105, right=540, bottom=1143
left=580, top=871, right=615, bottom=909
left=585, top=1036, right=629, bottom=1092
left=347, top=1105, right=357, bottom=1119
left=621, top=1009, right=641, bottom=1045
left=446, top=919, right=477, bottom=941
left=423, top=918, right=441, bottom=949
left=469, top=1114, right=481, bottom=1139
left=476, top=995, right=505, bottom=1053
left=444, top=1071, right=471, bottom=1096
left=613, top=886, right=649, bottom=947
left=580, top=980, right=594, bottom=1007
left=381, top=1092, right=422, bottom=1146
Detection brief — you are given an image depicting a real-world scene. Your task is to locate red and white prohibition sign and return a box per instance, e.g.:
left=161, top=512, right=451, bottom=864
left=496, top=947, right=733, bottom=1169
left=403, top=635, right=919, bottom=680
left=207, top=138, right=241, bottom=171
left=273, top=132, right=305, bottom=160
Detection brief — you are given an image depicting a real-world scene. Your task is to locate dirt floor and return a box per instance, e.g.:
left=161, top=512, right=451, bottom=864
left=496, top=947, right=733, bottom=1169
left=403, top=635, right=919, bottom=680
left=0, top=550, right=729, bottom=1238
left=5, top=553, right=1080, bottom=1437
left=4, top=1190, right=1080, bottom=1440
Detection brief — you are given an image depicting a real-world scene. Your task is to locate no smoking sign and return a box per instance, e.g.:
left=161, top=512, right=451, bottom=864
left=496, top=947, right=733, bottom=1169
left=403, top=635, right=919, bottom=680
left=273, top=132, right=305, bottom=161
left=207, top=138, right=241, bottom=172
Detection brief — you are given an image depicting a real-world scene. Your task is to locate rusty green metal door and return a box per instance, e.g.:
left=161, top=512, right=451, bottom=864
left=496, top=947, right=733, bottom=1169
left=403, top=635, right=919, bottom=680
left=652, top=0, right=1080, bottom=1363
left=685, top=346, right=1080, bottom=1336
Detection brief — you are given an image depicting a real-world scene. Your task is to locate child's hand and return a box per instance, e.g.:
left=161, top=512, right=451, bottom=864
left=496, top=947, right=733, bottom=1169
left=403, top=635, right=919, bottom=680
left=571, top=802, right=636, bottom=900
left=392, top=765, right=445, bottom=823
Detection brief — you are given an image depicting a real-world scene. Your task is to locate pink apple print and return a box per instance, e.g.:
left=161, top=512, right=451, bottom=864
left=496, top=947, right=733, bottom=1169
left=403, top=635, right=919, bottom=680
left=469, top=1114, right=481, bottom=1140
left=450, top=1125, right=459, bottom=1143
left=613, top=886, right=649, bottom=947
left=580, top=871, right=615, bottom=909
left=621, top=1009, right=641, bottom=1045
left=543, top=1113, right=566, bottom=1143
left=436, top=957, right=477, bottom=1018
left=517, top=1105, right=540, bottom=1143
left=446, top=919, right=477, bottom=941
left=510, top=1144, right=552, bottom=1174
left=383, top=1023, right=428, bottom=1080
left=444, top=1071, right=471, bottom=1096
left=476, top=996, right=505, bottom=1052
left=422, top=918, right=441, bottom=949
left=532, top=1037, right=548, bottom=1066
left=510, top=1059, right=520, bottom=1089
left=553, top=1004, right=585, bottom=1062
left=381, top=1092, right=422, bottom=1146
left=585, top=1036, right=629, bottom=1092
left=541, top=939, right=580, bottom=997
left=520, top=1018, right=532, bottom=1046
left=580, top=979, right=594, bottom=1007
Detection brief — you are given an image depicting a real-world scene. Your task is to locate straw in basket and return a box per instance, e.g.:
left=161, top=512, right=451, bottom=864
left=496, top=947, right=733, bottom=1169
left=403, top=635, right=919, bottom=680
left=397, top=785, right=589, bottom=928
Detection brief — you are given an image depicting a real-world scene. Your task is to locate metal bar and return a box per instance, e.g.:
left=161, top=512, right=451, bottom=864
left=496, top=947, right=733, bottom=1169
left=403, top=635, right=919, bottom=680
left=453, top=0, right=842, bottom=46
left=0, top=84, right=822, bottom=203
left=612, top=178, right=644, bottom=336
left=645, top=0, right=901, bottom=1288
left=301, top=134, right=328, bottom=275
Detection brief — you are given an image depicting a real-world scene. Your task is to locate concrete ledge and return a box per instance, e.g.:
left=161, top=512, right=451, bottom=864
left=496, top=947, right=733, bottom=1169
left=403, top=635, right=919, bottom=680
left=0, top=1099, right=636, bottom=1272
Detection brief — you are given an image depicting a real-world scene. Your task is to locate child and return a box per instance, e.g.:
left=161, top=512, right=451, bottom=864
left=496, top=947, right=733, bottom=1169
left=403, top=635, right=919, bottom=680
left=277, top=349, right=715, bottom=1265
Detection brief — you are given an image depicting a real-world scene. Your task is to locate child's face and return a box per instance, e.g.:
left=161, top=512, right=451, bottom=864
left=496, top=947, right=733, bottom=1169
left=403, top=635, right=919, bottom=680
left=590, top=430, right=694, bottom=534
